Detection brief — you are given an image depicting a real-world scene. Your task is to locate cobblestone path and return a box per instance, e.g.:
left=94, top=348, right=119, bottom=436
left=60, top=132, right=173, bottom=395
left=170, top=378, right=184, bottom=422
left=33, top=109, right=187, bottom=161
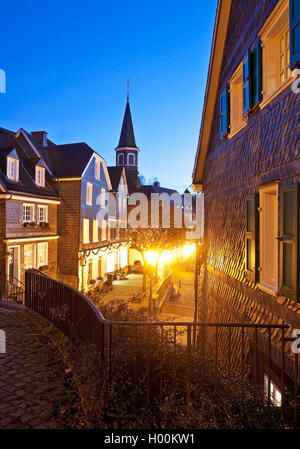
left=0, top=306, right=83, bottom=429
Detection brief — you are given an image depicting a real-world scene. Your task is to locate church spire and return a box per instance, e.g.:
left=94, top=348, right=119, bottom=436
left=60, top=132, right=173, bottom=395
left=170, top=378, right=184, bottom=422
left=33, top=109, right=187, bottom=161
left=116, top=100, right=138, bottom=150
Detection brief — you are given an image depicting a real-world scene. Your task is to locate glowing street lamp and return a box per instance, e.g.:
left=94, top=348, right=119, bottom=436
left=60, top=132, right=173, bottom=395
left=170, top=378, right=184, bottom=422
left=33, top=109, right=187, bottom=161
left=144, top=250, right=158, bottom=267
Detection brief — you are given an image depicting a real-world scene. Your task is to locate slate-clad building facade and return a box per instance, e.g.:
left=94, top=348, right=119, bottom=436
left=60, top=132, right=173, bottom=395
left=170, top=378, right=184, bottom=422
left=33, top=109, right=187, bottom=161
left=193, top=0, right=300, bottom=396
left=0, top=127, right=60, bottom=284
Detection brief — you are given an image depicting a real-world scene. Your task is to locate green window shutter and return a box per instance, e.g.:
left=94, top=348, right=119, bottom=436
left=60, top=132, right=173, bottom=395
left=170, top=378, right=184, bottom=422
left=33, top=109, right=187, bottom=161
left=279, top=183, right=299, bottom=301
left=290, top=0, right=300, bottom=69
left=251, top=40, right=262, bottom=107
left=243, top=50, right=251, bottom=115
left=219, top=86, right=230, bottom=138
left=245, top=194, right=258, bottom=282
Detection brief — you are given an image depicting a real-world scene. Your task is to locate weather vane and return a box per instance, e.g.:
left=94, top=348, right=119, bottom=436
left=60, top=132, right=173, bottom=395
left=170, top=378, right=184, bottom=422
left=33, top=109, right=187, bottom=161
left=126, top=78, right=130, bottom=102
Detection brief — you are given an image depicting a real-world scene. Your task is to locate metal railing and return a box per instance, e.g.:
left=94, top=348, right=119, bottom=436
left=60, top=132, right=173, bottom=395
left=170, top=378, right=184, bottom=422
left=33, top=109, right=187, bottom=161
left=25, top=269, right=299, bottom=424
left=0, top=276, right=25, bottom=304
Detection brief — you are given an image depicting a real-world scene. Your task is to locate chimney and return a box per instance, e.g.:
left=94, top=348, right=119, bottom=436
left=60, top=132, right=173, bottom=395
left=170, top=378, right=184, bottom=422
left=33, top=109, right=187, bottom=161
left=31, top=131, right=48, bottom=147
left=153, top=181, right=160, bottom=188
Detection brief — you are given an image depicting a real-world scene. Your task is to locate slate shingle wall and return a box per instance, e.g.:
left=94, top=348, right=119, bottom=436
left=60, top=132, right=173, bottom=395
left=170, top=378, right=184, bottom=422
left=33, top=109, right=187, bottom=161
left=200, top=0, right=300, bottom=383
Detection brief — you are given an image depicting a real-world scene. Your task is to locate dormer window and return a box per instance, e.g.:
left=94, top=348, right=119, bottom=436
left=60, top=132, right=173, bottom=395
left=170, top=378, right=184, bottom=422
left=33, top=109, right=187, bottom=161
left=7, top=156, right=19, bottom=182
left=128, top=154, right=135, bottom=165
left=35, top=166, right=45, bottom=187
left=95, top=160, right=101, bottom=180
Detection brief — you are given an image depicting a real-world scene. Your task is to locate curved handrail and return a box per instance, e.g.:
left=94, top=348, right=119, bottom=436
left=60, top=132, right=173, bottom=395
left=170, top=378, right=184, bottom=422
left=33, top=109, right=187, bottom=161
left=25, top=269, right=289, bottom=330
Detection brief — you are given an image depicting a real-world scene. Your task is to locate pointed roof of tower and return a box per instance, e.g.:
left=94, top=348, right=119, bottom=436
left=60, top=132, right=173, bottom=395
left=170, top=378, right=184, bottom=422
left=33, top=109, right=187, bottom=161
left=116, top=100, right=138, bottom=150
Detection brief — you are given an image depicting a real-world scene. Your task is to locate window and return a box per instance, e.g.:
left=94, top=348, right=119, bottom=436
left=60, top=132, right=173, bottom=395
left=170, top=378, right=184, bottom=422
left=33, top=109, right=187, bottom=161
left=23, top=204, right=35, bottom=223
left=83, top=219, right=90, bottom=244
left=7, top=157, right=19, bottom=182
left=128, top=154, right=135, bottom=165
left=101, top=220, right=107, bottom=241
left=279, top=25, right=291, bottom=84
left=259, top=184, right=279, bottom=294
left=260, top=0, right=292, bottom=99
left=37, top=205, right=48, bottom=223
left=35, top=166, right=45, bottom=187
left=101, top=188, right=106, bottom=208
left=93, top=219, right=98, bottom=242
left=219, top=87, right=230, bottom=138
left=118, top=153, right=124, bottom=165
left=106, top=252, right=115, bottom=273
left=24, top=244, right=35, bottom=269
left=37, top=242, right=48, bottom=268
left=95, top=160, right=101, bottom=180
left=86, top=182, right=93, bottom=205
left=120, top=248, right=128, bottom=268
left=229, top=63, right=244, bottom=134
left=264, top=374, right=282, bottom=407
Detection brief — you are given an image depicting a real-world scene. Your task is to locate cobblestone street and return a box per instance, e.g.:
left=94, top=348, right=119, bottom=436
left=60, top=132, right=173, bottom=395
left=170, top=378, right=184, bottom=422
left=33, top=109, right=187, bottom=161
left=0, top=306, right=82, bottom=429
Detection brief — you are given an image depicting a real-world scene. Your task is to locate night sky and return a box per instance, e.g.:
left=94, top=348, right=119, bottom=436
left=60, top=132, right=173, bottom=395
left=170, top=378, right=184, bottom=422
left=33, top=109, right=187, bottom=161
left=1, top=0, right=216, bottom=192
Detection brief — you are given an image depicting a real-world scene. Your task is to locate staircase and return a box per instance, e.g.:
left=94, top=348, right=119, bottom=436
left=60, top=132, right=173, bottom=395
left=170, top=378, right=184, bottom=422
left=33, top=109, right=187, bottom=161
left=0, top=276, right=25, bottom=304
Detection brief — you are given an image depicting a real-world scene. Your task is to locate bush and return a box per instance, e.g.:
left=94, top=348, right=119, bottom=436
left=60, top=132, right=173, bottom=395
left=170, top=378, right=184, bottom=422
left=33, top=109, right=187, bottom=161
left=54, top=299, right=297, bottom=429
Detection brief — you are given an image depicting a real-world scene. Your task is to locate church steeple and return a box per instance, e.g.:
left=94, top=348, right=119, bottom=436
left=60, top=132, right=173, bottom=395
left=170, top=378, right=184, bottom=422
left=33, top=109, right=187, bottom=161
left=116, top=100, right=138, bottom=150
left=115, top=98, right=139, bottom=174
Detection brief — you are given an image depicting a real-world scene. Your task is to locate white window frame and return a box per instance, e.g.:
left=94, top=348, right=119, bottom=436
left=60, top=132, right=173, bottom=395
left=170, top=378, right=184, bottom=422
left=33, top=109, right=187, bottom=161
left=118, top=153, right=124, bottom=165
left=127, top=153, right=135, bottom=165
left=95, top=159, right=101, bottom=180
left=83, top=218, right=90, bottom=244
left=37, top=205, right=48, bottom=223
left=23, top=204, right=35, bottom=223
left=258, top=183, right=279, bottom=295
left=7, top=157, right=19, bottom=182
left=37, top=242, right=48, bottom=268
left=35, top=166, right=45, bottom=187
left=260, top=0, right=296, bottom=108
left=93, top=219, right=98, bottom=242
left=86, top=182, right=93, bottom=205
left=228, top=63, right=246, bottom=137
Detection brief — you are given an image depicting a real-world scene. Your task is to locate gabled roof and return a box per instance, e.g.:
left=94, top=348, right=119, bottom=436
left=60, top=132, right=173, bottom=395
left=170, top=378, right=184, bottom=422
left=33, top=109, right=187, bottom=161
left=0, top=127, right=59, bottom=198
left=47, top=142, right=94, bottom=178
left=116, top=101, right=139, bottom=150
left=107, top=166, right=124, bottom=192
left=192, top=0, right=232, bottom=186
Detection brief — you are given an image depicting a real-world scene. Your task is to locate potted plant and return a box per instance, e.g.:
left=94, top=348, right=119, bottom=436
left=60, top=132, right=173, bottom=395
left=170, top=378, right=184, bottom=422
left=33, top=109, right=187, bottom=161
left=39, top=222, right=49, bottom=228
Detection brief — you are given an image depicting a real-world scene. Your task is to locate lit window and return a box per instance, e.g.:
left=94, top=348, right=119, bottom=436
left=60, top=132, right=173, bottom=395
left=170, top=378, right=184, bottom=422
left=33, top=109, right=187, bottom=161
left=93, top=219, right=98, bottom=242
left=264, top=374, right=282, bottom=407
left=23, top=204, right=35, bottom=223
left=101, top=188, right=106, bottom=208
left=101, top=220, right=107, bottom=241
left=7, top=157, right=19, bottom=182
left=35, top=166, right=45, bottom=187
left=24, top=244, right=35, bottom=269
left=260, top=1, right=291, bottom=98
left=258, top=184, right=279, bottom=294
left=86, top=182, right=93, bottom=205
left=37, top=205, right=48, bottom=223
left=128, top=154, right=135, bottom=165
left=37, top=242, right=48, bottom=268
left=95, top=160, right=101, bottom=180
left=83, top=219, right=90, bottom=244
left=106, top=252, right=115, bottom=273
left=229, top=63, right=244, bottom=134
left=279, top=26, right=291, bottom=84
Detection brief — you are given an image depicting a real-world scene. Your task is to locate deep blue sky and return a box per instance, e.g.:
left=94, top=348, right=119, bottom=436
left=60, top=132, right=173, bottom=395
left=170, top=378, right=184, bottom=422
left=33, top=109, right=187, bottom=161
left=1, top=0, right=216, bottom=192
